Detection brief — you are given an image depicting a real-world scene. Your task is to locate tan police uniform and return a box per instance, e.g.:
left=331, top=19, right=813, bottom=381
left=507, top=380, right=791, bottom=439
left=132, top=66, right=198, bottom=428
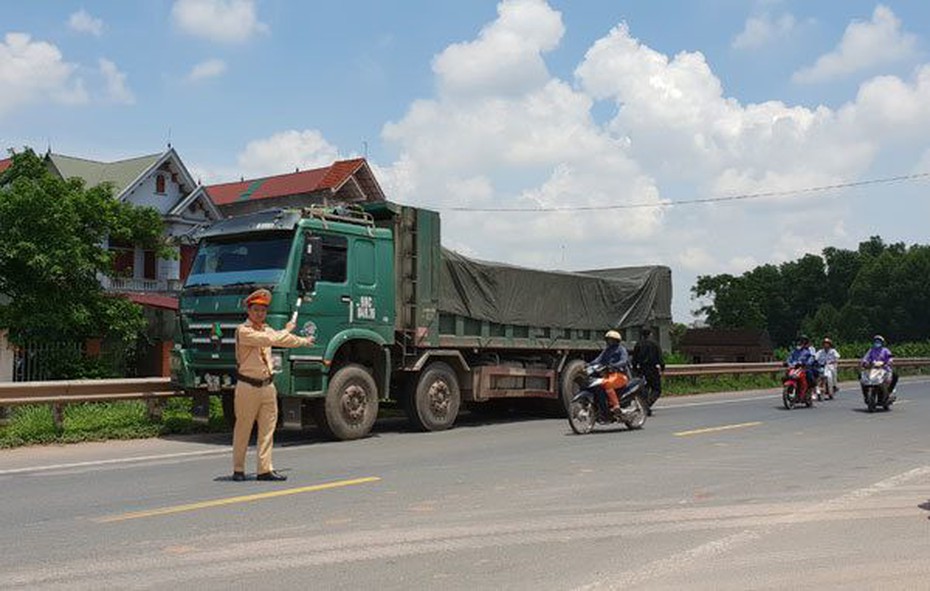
left=232, top=292, right=310, bottom=476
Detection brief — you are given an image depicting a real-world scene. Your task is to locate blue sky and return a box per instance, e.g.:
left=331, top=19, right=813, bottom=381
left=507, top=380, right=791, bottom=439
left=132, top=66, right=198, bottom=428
left=3, top=1, right=930, bottom=323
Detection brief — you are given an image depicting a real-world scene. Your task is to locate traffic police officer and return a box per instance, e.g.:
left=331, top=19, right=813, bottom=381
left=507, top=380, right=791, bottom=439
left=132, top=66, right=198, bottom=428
left=232, top=289, right=313, bottom=482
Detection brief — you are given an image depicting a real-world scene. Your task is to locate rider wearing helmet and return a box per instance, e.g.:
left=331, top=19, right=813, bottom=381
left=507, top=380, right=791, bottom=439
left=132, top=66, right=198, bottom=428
left=591, top=329, right=630, bottom=416
left=861, top=335, right=898, bottom=393
left=786, top=335, right=817, bottom=395
left=815, top=337, right=841, bottom=396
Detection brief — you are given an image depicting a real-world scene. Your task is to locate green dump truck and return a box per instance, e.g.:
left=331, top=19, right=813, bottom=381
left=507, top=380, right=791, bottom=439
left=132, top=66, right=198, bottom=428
left=171, top=202, right=671, bottom=440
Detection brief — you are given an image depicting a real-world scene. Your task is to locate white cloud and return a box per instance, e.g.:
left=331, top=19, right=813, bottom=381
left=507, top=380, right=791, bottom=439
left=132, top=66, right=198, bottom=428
left=68, top=9, right=104, bottom=37
left=432, top=0, right=564, bottom=98
left=679, top=246, right=717, bottom=271
left=575, top=22, right=875, bottom=190
left=732, top=13, right=797, bottom=50
left=381, top=1, right=663, bottom=263
left=0, top=32, right=87, bottom=117
left=793, top=5, right=917, bottom=84
left=171, top=0, right=268, bottom=44
left=236, top=130, right=341, bottom=178
left=187, top=58, right=227, bottom=81
left=98, top=58, right=134, bottom=104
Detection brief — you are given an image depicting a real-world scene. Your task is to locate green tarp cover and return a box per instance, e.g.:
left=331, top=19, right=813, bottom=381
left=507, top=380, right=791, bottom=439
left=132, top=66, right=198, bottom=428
left=439, top=249, right=672, bottom=330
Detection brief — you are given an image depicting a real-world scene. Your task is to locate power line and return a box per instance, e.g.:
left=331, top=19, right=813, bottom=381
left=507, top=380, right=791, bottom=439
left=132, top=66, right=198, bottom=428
left=441, top=171, right=930, bottom=213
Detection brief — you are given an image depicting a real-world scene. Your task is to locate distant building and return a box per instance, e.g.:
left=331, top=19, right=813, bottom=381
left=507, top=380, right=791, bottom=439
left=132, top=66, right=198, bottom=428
left=202, top=158, right=386, bottom=218
left=40, top=149, right=222, bottom=294
left=1, top=148, right=223, bottom=377
left=678, top=328, right=775, bottom=363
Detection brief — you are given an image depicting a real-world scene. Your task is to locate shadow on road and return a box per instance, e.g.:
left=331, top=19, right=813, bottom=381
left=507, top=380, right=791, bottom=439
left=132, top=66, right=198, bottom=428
left=157, top=406, right=558, bottom=450
left=919, top=500, right=930, bottom=519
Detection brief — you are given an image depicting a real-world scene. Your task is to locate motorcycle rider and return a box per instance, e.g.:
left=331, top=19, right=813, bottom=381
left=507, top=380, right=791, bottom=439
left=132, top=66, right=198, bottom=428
left=815, top=337, right=840, bottom=397
left=632, top=328, right=665, bottom=416
left=786, top=335, right=817, bottom=396
left=591, top=330, right=630, bottom=417
left=861, top=335, right=898, bottom=394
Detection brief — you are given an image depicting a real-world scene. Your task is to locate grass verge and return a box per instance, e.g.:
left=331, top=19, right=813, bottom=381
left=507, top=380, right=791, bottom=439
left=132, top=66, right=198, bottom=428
left=0, top=397, right=228, bottom=449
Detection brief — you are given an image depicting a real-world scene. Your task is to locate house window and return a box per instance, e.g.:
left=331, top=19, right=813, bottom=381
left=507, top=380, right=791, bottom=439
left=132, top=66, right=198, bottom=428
left=110, top=240, right=135, bottom=276
left=155, top=175, right=166, bottom=194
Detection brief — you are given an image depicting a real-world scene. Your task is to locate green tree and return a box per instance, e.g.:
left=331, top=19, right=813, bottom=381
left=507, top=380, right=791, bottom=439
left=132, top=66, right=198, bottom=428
left=691, top=236, right=930, bottom=347
left=0, top=148, right=168, bottom=350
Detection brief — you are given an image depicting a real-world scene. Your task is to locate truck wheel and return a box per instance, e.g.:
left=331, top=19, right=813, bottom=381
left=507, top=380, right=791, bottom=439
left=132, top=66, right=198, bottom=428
left=560, top=359, right=587, bottom=414
left=320, top=364, right=379, bottom=440
left=406, top=362, right=461, bottom=431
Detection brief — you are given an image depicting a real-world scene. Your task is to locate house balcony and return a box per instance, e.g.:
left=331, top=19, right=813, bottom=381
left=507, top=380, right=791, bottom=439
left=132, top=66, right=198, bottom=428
left=104, top=277, right=184, bottom=293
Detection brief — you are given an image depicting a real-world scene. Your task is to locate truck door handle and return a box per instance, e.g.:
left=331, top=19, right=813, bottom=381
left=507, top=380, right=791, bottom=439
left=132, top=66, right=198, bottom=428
left=340, top=295, right=351, bottom=303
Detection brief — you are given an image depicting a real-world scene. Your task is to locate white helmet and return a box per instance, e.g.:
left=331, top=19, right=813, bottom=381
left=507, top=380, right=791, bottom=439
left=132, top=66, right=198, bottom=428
left=604, top=330, right=622, bottom=341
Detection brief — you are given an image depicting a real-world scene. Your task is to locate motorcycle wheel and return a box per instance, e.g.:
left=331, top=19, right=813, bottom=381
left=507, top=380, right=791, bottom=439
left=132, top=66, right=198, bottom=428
left=622, top=395, right=647, bottom=430
left=568, top=398, right=596, bottom=435
left=782, top=386, right=795, bottom=410
left=866, top=388, right=876, bottom=413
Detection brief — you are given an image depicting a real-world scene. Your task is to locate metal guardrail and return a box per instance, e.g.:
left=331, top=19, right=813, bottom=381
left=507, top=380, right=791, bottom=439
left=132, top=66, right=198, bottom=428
left=663, top=357, right=930, bottom=377
left=1, top=358, right=928, bottom=426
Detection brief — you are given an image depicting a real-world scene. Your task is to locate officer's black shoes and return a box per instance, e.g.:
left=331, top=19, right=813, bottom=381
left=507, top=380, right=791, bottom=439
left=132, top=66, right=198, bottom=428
left=232, top=471, right=246, bottom=481
left=256, top=471, right=287, bottom=481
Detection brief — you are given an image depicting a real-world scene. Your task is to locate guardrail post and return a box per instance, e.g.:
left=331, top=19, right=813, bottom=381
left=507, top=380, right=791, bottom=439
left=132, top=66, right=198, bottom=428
left=52, top=403, right=65, bottom=431
left=0, top=330, right=12, bottom=426
left=191, top=392, right=211, bottom=425
left=146, top=398, right=164, bottom=422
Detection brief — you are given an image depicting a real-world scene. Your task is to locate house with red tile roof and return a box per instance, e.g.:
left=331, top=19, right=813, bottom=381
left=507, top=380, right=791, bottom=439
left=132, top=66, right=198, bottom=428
left=202, top=158, right=386, bottom=217
left=0, top=157, right=12, bottom=175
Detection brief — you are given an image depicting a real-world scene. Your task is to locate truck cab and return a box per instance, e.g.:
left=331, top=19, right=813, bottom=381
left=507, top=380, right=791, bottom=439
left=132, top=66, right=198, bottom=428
left=171, top=205, right=395, bottom=439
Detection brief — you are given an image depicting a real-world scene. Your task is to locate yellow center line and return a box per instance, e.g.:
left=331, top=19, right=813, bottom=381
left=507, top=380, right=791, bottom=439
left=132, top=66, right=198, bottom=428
left=96, top=476, right=381, bottom=523
left=674, top=421, right=763, bottom=437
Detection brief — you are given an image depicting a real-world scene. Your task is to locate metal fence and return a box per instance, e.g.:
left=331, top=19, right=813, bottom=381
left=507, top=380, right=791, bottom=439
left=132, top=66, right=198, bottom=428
left=13, top=341, right=85, bottom=382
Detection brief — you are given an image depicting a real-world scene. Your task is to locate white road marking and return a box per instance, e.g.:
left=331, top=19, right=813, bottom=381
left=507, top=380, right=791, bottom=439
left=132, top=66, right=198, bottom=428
left=657, top=394, right=778, bottom=409
left=0, top=449, right=230, bottom=476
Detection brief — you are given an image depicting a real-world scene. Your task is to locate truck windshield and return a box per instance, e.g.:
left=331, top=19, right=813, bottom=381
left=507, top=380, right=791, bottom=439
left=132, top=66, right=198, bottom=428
left=185, top=233, right=293, bottom=288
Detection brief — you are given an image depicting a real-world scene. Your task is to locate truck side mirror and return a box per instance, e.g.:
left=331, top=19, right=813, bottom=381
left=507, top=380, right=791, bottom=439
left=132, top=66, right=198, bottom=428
left=298, top=236, right=323, bottom=294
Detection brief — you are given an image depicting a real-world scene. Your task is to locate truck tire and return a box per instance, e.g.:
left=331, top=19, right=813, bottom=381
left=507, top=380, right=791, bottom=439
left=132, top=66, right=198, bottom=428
left=406, top=362, right=461, bottom=431
left=560, top=359, right=587, bottom=414
left=319, top=364, right=379, bottom=440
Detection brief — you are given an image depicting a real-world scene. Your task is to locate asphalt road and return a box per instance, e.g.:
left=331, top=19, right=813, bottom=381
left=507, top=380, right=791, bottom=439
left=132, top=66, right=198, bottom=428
left=2, top=379, right=929, bottom=590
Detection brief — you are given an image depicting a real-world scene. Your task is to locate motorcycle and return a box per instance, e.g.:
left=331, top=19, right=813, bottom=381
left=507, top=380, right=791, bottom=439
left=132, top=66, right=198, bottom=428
left=814, top=363, right=837, bottom=401
left=782, top=364, right=814, bottom=410
left=567, top=363, right=647, bottom=434
left=860, top=361, right=895, bottom=412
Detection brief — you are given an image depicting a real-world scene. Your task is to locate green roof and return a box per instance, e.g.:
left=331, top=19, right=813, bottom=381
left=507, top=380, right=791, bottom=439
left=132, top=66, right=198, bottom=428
left=47, top=152, right=162, bottom=196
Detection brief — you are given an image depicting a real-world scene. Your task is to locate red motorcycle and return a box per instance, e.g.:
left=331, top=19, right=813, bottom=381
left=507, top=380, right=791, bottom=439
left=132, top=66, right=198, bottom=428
left=782, top=365, right=813, bottom=410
